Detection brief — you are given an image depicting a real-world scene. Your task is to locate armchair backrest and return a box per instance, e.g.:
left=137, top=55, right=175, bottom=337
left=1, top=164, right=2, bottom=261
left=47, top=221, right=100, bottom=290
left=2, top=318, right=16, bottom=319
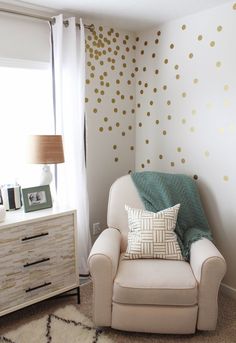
left=107, top=175, right=144, bottom=252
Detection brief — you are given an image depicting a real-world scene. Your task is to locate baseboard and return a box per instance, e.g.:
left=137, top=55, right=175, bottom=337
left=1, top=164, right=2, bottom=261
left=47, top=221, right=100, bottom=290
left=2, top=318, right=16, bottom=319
left=220, top=283, right=236, bottom=300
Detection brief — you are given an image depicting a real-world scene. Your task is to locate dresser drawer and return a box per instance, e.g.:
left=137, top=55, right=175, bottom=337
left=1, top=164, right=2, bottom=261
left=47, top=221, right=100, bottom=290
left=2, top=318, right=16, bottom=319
left=0, top=214, right=74, bottom=259
left=0, top=258, right=77, bottom=311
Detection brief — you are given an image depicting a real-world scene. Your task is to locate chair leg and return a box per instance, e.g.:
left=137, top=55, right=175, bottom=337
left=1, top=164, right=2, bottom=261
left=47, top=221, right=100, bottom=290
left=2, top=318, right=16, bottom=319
left=77, top=286, right=80, bottom=304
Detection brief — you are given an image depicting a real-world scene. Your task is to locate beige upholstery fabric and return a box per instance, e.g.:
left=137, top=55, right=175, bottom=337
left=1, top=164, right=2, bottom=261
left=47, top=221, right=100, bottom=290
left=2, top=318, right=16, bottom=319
left=88, top=175, right=227, bottom=333
left=113, top=256, right=197, bottom=306
left=124, top=204, right=183, bottom=260
left=190, top=238, right=226, bottom=330
left=88, top=228, right=121, bottom=326
left=107, top=175, right=144, bottom=252
left=112, top=303, right=198, bottom=334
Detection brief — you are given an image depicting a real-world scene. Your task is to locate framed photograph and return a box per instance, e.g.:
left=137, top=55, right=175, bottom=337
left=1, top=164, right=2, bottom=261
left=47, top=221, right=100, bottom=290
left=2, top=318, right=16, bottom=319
left=22, top=185, right=52, bottom=213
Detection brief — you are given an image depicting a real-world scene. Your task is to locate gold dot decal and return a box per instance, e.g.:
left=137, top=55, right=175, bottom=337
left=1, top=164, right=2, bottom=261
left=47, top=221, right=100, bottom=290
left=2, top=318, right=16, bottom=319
left=190, top=127, right=195, bottom=132
left=223, top=176, right=229, bottom=181
left=175, top=65, right=179, bottom=70
left=224, top=84, right=229, bottom=91
left=170, top=43, right=174, bottom=49
left=114, top=157, right=118, bottom=162
left=193, top=175, right=198, bottom=180
left=147, top=159, right=150, bottom=164
left=181, top=24, right=186, bottom=30
left=141, top=163, right=145, bottom=169
left=189, top=53, right=194, bottom=59
left=113, top=145, right=117, bottom=150
left=176, top=74, right=180, bottom=80
left=233, top=3, right=236, bottom=10
left=204, top=150, right=210, bottom=157
left=159, top=154, right=163, bottom=159
left=156, top=120, right=159, bottom=125
left=192, top=109, right=197, bottom=115
left=177, top=147, right=181, bottom=152
left=116, top=122, right=120, bottom=127
left=104, top=117, right=108, bottom=122
left=145, top=139, right=149, bottom=144
left=171, top=162, right=175, bottom=167
left=182, top=118, right=186, bottom=124
left=130, top=146, right=134, bottom=151
left=181, top=158, right=186, bottom=164
left=139, top=122, right=142, bottom=127
left=108, top=126, right=112, bottom=131
left=182, top=92, right=187, bottom=98
left=210, top=41, right=215, bottom=47
left=167, top=100, right=171, bottom=106
left=216, top=61, right=222, bottom=68
left=198, top=35, right=203, bottom=41
left=193, top=78, right=199, bottom=84
left=99, top=127, right=103, bottom=132
left=163, top=130, right=167, bottom=135
left=167, top=115, right=172, bottom=120
left=164, top=58, right=168, bottom=64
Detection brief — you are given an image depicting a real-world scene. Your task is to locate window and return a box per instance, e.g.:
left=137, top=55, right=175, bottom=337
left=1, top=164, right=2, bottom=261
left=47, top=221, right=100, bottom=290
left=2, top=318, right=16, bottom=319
left=0, top=62, right=54, bottom=187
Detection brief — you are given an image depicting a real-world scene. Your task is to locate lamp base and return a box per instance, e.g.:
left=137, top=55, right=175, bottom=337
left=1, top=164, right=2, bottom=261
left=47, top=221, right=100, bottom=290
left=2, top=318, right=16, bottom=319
left=40, top=164, right=53, bottom=186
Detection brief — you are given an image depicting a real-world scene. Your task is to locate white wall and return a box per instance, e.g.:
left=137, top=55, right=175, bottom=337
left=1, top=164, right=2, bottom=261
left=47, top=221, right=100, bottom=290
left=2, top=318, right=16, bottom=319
left=135, top=1, right=236, bottom=290
left=85, top=24, right=136, bottom=237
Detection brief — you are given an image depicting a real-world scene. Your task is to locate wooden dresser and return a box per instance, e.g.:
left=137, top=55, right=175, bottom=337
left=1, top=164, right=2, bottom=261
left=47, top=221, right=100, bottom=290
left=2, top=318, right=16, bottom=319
left=0, top=208, right=79, bottom=316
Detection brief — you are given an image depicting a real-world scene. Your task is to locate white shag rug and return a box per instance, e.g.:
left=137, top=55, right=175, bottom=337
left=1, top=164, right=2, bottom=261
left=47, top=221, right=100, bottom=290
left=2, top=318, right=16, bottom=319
left=0, top=305, right=113, bottom=343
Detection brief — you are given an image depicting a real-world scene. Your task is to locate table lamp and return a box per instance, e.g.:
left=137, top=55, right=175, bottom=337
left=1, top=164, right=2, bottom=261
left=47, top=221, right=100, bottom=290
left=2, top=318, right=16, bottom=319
left=28, top=135, right=64, bottom=186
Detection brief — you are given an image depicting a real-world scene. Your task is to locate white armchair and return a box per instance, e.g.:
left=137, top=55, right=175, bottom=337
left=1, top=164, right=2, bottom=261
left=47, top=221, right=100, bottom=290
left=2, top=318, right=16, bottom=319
left=88, top=175, right=226, bottom=334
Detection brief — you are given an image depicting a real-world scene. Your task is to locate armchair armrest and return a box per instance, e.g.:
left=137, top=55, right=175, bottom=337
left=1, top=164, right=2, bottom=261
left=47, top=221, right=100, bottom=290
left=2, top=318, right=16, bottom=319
left=190, top=238, right=226, bottom=330
left=88, top=228, right=121, bottom=326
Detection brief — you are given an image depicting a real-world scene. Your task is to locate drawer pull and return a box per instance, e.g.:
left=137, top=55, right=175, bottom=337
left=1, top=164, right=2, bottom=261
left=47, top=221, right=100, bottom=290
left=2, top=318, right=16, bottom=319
left=22, top=232, right=49, bottom=241
left=25, top=282, right=51, bottom=293
left=23, top=257, right=50, bottom=268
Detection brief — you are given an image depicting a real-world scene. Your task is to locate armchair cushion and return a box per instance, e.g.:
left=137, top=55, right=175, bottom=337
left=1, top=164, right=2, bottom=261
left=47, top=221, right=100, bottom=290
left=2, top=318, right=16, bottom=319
left=113, top=257, right=197, bottom=306
left=124, top=204, right=183, bottom=260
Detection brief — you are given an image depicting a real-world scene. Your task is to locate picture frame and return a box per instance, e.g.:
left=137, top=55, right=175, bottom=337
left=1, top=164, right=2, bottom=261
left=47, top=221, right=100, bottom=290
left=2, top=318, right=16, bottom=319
left=22, top=185, right=52, bottom=213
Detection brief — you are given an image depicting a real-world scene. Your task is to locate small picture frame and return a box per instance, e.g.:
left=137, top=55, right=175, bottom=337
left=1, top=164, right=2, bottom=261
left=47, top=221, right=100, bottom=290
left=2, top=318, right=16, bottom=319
left=22, top=185, right=52, bottom=213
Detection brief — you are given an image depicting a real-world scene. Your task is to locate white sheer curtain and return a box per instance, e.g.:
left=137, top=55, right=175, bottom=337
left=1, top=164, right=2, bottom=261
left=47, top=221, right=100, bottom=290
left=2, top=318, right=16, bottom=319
left=51, top=15, right=91, bottom=275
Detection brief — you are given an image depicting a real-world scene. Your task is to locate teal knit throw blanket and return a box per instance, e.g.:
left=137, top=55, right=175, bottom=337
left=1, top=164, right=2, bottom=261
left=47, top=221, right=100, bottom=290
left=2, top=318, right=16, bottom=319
left=131, top=171, right=213, bottom=260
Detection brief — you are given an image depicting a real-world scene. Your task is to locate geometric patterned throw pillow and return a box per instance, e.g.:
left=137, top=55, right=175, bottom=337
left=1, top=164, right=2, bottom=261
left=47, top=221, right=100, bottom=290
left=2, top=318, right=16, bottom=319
left=124, top=204, right=183, bottom=261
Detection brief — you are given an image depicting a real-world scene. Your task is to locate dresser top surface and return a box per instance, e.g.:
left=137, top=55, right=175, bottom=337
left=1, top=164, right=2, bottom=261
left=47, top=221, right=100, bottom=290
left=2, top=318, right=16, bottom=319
left=0, top=207, right=76, bottom=229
